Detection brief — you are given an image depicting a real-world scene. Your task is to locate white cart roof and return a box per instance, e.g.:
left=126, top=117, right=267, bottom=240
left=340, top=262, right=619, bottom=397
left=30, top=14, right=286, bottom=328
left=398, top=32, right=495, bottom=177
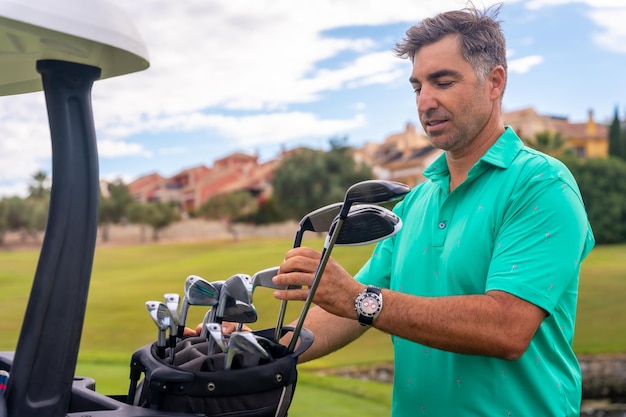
left=0, top=0, right=149, bottom=96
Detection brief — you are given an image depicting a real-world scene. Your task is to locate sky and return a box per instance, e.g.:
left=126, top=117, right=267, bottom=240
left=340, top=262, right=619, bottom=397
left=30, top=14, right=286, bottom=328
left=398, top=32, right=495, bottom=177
left=1, top=0, right=626, bottom=197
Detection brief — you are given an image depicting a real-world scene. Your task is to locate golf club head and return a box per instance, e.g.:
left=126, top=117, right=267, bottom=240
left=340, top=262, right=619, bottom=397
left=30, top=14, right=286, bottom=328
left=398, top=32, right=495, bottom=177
left=225, top=332, right=271, bottom=370
left=146, top=301, right=171, bottom=331
left=146, top=301, right=172, bottom=357
left=177, top=274, right=204, bottom=333
left=184, top=274, right=204, bottom=293
left=164, top=293, right=180, bottom=323
left=294, top=202, right=343, bottom=247
left=186, top=277, right=220, bottom=307
left=344, top=180, right=410, bottom=207
left=251, top=266, right=303, bottom=294
left=335, top=204, right=402, bottom=246
left=223, top=299, right=257, bottom=323
left=215, top=275, right=251, bottom=322
left=225, top=274, right=252, bottom=303
left=205, top=323, right=226, bottom=352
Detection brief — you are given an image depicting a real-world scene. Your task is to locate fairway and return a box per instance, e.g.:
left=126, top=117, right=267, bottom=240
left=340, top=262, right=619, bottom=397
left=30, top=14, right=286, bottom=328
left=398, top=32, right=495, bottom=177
left=1, top=238, right=625, bottom=415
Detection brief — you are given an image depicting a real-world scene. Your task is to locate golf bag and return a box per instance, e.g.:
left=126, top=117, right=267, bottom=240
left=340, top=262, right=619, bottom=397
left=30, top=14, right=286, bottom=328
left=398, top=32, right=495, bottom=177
left=127, top=327, right=313, bottom=417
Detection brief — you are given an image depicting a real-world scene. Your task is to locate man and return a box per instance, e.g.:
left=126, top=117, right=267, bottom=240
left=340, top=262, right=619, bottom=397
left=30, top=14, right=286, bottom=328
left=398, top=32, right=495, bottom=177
left=274, top=5, right=595, bottom=416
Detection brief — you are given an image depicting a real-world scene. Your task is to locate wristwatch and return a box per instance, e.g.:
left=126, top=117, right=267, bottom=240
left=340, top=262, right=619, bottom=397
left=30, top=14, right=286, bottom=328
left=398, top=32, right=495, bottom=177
left=355, top=286, right=383, bottom=326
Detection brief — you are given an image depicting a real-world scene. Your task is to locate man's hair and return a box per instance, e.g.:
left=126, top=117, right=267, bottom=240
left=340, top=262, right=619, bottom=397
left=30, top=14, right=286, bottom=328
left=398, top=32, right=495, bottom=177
left=394, top=4, right=507, bottom=84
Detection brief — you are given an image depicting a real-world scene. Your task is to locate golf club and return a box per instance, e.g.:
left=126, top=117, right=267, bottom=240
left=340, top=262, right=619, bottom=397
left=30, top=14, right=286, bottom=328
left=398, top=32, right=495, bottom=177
left=292, top=202, right=342, bottom=248
left=205, top=322, right=226, bottom=353
left=278, top=204, right=404, bottom=344
left=213, top=274, right=252, bottom=324
left=146, top=301, right=173, bottom=359
left=163, top=293, right=180, bottom=323
left=177, top=276, right=219, bottom=339
left=274, top=202, right=343, bottom=341
left=225, top=331, right=271, bottom=370
left=250, top=266, right=303, bottom=299
left=200, top=299, right=258, bottom=338
left=287, top=180, right=408, bottom=352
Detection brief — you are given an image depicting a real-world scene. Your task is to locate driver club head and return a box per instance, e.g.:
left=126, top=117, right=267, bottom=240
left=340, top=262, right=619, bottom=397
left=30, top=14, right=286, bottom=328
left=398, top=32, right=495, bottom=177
left=294, top=202, right=343, bottom=247
left=344, top=180, right=410, bottom=208
left=335, top=204, right=402, bottom=246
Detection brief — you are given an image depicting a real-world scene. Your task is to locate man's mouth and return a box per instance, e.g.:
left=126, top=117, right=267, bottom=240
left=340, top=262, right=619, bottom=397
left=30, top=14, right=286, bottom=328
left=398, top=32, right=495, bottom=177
left=425, top=119, right=447, bottom=127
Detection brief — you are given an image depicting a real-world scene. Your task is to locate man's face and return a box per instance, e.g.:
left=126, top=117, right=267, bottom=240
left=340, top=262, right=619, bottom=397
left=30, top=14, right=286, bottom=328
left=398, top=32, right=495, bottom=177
left=410, top=34, right=495, bottom=154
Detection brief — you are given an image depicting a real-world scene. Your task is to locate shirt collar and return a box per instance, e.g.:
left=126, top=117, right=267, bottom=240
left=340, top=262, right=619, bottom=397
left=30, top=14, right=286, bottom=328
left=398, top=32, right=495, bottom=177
left=423, top=126, right=523, bottom=182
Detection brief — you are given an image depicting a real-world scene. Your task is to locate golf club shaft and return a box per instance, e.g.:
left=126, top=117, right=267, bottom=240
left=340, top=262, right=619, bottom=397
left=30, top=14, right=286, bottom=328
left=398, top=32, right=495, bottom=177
left=287, top=217, right=344, bottom=352
left=275, top=230, right=304, bottom=341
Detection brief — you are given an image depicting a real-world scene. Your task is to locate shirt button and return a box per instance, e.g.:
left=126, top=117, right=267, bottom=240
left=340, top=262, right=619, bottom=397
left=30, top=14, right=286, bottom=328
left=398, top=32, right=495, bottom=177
left=438, top=221, right=446, bottom=229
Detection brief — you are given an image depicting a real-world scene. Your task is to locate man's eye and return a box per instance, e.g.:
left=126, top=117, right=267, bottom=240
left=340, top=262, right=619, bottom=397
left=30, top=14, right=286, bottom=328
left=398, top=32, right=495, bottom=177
left=438, top=82, right=453, bottom=88
left=413, top=87, right=421, bottom=94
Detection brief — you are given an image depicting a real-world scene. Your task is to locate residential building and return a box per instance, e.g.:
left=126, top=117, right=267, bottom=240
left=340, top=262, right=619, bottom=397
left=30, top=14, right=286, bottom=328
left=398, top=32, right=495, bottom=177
left=354, top=122, right=442, bottom=187
left=504, top=107, right=608, bottom=158
left=128, top=108, right=608, bottom=214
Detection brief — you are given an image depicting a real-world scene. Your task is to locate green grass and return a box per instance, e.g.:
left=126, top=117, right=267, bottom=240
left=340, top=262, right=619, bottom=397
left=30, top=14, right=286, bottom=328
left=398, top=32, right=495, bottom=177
left=1, top=239, right=625, bottom=416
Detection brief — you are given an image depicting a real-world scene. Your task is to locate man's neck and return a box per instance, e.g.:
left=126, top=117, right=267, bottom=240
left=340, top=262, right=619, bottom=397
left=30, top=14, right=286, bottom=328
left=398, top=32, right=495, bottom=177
left=446, top=123, right=505, bottom=192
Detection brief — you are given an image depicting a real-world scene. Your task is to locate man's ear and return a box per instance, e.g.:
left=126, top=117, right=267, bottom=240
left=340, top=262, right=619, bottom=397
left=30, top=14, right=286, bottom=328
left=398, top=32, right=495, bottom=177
left=488, top=65, right=506, bottom=99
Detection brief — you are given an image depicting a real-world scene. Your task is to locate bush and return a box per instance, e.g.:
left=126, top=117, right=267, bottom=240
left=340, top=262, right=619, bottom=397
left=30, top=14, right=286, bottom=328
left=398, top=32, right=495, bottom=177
left=563, top=157, right=626, bottom=244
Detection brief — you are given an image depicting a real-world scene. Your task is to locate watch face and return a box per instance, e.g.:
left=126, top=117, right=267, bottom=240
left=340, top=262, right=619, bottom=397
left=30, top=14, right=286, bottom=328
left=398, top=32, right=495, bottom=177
left=361, top=295, right=381, bottom=315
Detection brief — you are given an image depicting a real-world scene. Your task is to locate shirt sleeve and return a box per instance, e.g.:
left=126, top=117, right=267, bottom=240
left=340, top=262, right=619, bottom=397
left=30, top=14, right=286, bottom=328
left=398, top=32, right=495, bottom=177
left=485, top=166, right=594, bottom=315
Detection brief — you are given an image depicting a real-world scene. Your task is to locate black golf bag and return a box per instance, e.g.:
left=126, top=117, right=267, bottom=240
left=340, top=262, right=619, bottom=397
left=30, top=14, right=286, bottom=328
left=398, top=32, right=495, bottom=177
left=127, top=327, right=313, bottom=417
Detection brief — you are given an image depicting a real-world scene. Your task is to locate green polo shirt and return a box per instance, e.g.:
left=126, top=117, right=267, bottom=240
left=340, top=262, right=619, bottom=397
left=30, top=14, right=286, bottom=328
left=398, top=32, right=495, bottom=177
left=355, top=127, right=595, bottom=416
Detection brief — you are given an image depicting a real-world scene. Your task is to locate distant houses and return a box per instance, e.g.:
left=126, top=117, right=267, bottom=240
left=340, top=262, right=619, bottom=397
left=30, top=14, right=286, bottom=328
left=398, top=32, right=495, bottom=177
left=504, top=107, right=608, bottom=158
left=128, top=107, right=609, bottom=213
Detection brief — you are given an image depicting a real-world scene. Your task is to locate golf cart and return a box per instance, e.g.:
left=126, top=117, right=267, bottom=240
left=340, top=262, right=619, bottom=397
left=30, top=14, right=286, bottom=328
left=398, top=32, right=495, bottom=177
left=0, top=2, right=409, bottom=416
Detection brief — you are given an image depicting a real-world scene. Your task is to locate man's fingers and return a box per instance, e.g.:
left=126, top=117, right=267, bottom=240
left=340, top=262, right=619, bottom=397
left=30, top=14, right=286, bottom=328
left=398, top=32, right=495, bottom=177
left=274, top=288, right=311, bottom=301
left=187, top=326, right=201, bottom=337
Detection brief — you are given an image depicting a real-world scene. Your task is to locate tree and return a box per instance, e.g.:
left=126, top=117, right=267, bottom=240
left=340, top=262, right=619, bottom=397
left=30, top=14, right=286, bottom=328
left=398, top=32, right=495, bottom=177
left=99, top=180, right=134, bottom=242
left=563, top=156, right=626, bottom=244
left=198, top=191, right=257, bottom=240
left=198, top=191, right=256, bottom=221
left=28, top=170, right=50, bottom=200
left=608, top=106, right=624, bottom=160
left=524, top=130, right=572, bottom=158
left=272, top=137, right=373, bottom=220
left=128, top=201, right=180, bottom=242
left=0, top=199, right=8, bottom=245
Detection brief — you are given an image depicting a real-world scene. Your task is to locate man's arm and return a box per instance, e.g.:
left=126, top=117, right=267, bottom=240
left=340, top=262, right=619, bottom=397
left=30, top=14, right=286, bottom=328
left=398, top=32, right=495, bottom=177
left=283, top=306, right=369, bottom=363
left=274, top=247, right=546, bottom=361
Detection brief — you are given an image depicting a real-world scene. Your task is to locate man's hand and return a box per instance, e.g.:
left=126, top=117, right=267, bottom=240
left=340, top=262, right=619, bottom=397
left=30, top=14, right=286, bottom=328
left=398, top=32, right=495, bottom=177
left=188, top=322, right=252, bottom=337
left=274, top=247, right=364, bottom=320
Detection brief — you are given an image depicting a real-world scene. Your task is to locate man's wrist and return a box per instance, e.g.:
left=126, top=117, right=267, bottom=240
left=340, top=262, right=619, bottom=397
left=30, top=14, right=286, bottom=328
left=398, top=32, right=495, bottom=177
left=354, top=286, right=383, bottom=326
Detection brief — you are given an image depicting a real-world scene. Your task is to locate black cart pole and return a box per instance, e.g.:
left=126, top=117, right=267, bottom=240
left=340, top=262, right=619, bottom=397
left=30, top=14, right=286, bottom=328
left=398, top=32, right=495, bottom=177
left=6, top=59, right=102, bottom=417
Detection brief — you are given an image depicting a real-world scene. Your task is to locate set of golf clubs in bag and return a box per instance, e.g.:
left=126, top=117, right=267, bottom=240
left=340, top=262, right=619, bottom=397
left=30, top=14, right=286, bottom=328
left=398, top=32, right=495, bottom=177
left=129, top=180, right=410, bottom=416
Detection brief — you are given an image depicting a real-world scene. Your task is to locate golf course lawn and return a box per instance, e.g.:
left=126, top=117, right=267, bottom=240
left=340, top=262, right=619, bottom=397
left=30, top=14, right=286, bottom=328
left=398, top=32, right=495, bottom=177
left=1, top=238, right=624, bottom=416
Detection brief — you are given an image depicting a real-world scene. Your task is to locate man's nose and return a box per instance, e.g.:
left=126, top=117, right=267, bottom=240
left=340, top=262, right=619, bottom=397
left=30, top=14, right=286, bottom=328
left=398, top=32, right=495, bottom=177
left=417, top=85, right=438, bottom=113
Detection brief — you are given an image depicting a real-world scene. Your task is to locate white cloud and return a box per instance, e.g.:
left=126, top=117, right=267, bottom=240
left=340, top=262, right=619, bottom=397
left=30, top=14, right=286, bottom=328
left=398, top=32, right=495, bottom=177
left=508, top=55, right=544, bottom=74
left=519, top=0, right=626, bottom=54
left=0, top=0, right=516, bottom=196
left=588, top=8, right=626, bottom=54
left=98, top=139, right=152, bottom=158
